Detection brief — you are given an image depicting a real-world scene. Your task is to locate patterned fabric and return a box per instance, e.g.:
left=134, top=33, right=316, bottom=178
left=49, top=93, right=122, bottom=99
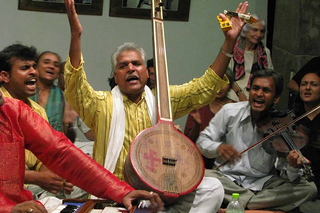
left=30, top=85, right=65, bottom=132
left=0, top=86, right=47, bottom=171
left=0, top=97, right=134, bottom=212
left=64, top=54, right=229, bottom=181
left=233, top=37, right=268, bottom=89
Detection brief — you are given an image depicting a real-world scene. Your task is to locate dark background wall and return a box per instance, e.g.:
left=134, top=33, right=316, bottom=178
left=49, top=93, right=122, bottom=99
left=271, top=0, right=320, bottom=109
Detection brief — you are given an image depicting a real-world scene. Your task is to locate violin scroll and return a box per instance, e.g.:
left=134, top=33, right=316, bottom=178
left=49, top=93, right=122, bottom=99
left=303, top=164, right=315, bottom=182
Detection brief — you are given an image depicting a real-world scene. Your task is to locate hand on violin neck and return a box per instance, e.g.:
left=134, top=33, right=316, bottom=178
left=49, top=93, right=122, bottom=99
left=287, top=150, right=311, bottom=168
left=217, top=144, right=241, bottom=164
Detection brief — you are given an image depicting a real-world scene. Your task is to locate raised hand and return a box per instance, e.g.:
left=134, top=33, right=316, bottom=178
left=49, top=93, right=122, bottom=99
left=64, top=0, right=82, bottom=68
left=210, top=2, right=249, bottom=78
left=219, top=1, right=249, bottom=41
left=65, top=0, right=82, bottom=36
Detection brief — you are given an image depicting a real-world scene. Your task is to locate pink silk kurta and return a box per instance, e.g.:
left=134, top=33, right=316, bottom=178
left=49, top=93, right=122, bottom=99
left=0, top=97, right=134, bottom=212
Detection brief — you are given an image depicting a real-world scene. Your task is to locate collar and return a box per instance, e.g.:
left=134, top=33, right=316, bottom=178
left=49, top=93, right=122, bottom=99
left=122, top=91, right=146, bottom=104
left=1, top=85, right=38, bottom=110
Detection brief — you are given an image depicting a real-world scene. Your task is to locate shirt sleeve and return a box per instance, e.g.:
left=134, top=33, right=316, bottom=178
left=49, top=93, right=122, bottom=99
left=276, top=157, right=301, bottom=182
left=64, top=55, right=101, bottom=130
left=19, top=101, right=134, bottom=204
left=196, top=106, right=228, bottom=159
left=170, top=67, right=229, bottom=120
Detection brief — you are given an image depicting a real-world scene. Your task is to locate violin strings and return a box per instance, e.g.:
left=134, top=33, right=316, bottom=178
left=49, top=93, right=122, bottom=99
left=275, top=117, right=307, bottom=163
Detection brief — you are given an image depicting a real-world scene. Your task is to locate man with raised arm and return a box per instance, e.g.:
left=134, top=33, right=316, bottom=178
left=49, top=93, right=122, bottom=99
left=64, top=0, right=249, bottom=212
left=197, top=70, right=317, bottom=212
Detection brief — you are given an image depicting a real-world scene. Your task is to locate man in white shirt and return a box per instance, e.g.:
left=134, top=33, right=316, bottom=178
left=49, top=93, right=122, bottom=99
left=197, top=69, right=317, bottom=212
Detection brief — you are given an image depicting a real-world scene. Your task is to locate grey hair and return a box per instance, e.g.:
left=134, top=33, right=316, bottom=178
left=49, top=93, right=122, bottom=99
left=240, top=14, right=266, bottom=38
left=111, top=42, right=147, bottom=74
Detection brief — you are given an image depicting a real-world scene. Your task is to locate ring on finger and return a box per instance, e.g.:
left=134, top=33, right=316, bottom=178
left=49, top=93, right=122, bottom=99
left=29, top=208, right=34, bottom=213
left=150, top=191, right=153, bottom=195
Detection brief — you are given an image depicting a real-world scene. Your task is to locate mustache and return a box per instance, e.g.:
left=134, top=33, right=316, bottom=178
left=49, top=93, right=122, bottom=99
left=126, top=74, right=139, bottom=80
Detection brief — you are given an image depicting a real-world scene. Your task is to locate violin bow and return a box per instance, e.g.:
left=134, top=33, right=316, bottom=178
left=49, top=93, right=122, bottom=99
left=215, top=104, right=320, bottom=170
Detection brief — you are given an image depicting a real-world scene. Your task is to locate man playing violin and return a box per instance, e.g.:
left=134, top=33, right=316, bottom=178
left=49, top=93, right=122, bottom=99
left=197, top=69, right=317, bottom=212
left=63, top=0, right=251, bottom=212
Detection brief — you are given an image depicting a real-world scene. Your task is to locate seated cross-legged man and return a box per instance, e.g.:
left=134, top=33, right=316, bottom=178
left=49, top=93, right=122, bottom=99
left=197, top=69, right=317, bottom=213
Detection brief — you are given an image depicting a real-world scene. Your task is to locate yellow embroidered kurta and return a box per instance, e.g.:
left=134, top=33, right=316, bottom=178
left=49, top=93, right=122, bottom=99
left=1, top=86, right=47, bottom=171
left=64, top=55, right=229, bottom=180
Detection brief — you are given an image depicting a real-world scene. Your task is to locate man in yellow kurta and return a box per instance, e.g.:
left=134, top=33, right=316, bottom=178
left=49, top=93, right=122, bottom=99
left=64, top=0, right=249, bottom=212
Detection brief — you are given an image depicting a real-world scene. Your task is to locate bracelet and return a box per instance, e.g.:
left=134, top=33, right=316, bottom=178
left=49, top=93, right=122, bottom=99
left=220, top=47, right=234, bottom=58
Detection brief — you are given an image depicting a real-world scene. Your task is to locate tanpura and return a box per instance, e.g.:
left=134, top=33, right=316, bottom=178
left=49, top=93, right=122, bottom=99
left=123, top=0, right=204, bottom=204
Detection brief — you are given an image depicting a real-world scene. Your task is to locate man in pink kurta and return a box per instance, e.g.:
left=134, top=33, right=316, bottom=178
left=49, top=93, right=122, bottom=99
left=0, top=94, right=162, bottom=212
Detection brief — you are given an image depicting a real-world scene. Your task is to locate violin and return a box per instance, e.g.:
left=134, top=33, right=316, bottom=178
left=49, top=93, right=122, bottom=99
left=215, top=105, right=320, bottom=182
left=257, top=109, right=314, bottom=182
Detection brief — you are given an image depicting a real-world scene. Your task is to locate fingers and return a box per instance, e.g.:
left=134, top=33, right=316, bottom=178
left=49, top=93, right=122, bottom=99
left=65, top=0, right=76, bottom=20
left=287, top=150, right=309, bottom=168
left=235, top=1, right=249, bottom=14
left=31, top=201, right=47, bottom=213
left=12, top=201, right=47, bottom=213
left=218, top=13, right=227, bottom=22
left=287, top=150, right=299, bottom=168
left=142, top=191, right=164, bottom=212
left=63, top=181, right=74, bottom=189
left=234, top=2, right=243, bottom=13
left=42, top=173, right=66, bottom=193
left=153, top=193, right=164, bottom=212
left=122, top=190, right=164, bottom=212
left=217, top=144, right=241, bottom=164
left=62, top=181, right=74, bottom=195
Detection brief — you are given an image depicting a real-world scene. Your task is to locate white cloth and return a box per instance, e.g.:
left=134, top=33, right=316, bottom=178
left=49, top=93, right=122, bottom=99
left=39, top=197, right=62, bottom=213
left=165, top=177, right=224, bottom=213
left=196, top=101, right=299, bottom=191
left=104, top=86, right=157, bottom=173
